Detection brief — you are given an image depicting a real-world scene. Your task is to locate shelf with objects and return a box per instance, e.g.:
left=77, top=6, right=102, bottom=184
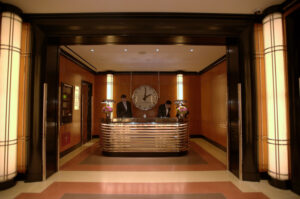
left=61, top=83, right=73, bottom=124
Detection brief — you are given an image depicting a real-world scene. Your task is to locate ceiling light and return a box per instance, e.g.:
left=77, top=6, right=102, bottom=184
left=90, top=49, right=95, bottom=52
left=190, top=49, right=194, bottom=52
left=156, top=48, right=159, bottom=52
left=124, top=48, right=128, bottom=52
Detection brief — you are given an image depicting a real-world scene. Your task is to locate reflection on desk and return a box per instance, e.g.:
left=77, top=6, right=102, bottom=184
left=100, top=117, right=189, bottom=156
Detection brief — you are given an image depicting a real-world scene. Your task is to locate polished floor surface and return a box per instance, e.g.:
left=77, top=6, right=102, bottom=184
left=61, top=140, right=225, bottom=171
left=0, top=138, right=299, bottom=199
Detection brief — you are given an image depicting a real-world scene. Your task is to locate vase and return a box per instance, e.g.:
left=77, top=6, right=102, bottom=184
left=105, top=112, right=111, bottom=123
left=177, top=113, right=184, bottom=121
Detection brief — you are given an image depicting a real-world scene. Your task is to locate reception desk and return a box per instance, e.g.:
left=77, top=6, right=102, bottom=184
left=100, top=118, right=189, bottom=156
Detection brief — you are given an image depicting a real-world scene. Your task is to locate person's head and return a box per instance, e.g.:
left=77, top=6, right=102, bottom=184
left=165, top=100, right=172, bottom=109
left=121, top=94, right=127, bottom=102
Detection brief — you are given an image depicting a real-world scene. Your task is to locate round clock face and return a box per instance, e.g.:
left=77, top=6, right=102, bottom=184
left=132, top=85, right=158, bottom=110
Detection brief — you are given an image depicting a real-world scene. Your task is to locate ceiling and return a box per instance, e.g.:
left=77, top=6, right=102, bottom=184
left=61, top=45, right=226, bottom=72
left=3, top=0, right=282, bottom=72
left=3, top=0, right=284, bottom=14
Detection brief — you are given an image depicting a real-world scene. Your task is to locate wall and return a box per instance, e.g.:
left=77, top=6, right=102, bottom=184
left=93, top=74, right=106, bottom=136
left=17, top=23, right=31, bottom=174
left=254, top=24, right=268, bottom=172
left=59, top=55, right=95, bottom=153
left=93, top=73, right=201, bottom=136
left=199, top=60, right=228, bottom=149
left=65, top=59, right=228, bottom=149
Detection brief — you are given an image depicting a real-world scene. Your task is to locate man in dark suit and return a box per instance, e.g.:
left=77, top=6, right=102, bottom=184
left=157, top=100, right=172, bottom=118
left=117, top=94, right=133, bottom=118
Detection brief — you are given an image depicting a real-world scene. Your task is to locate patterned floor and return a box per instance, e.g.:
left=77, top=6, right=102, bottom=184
left=2, top=139, right=299, bottom=199
left=15, top=182, right=269, bottom=199
left=61, top=141, right=226, bottom=171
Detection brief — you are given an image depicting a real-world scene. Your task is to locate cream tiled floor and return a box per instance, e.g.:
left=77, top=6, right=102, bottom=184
left=0, top=138, right=299, bottom=199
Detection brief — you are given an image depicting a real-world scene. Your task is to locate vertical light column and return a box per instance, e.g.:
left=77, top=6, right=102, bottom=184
left=177, top=74, right=183, bottom=100
left=263, top=12, right=289, bottom=187
left=106, top=74, right=114, bottom=118
left=0, top=11, right=22, bottom=188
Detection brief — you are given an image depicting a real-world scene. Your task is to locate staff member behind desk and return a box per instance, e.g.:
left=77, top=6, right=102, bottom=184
left=117, top=94, right=133, bottom=118
left=157, top=100, right=172, bottom=118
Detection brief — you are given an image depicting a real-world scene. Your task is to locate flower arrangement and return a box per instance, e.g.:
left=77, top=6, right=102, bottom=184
left=176, top=105, right=188, bottom=115
left=102, top=105, right=113, bottom=113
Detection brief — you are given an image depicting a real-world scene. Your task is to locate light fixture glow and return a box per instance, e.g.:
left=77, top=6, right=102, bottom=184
left=156, top=48, right=159, bottom=52
left=124, top=48, right=128, bottom=52
left=0, top=11, right=22, bottom=183
left=74, top=86, right=80, bottom=110
left=106, top=74, right=114, bottom=118
left=177, top=74, right=183, bottom=100
left=190, top=49, right=194, bottom=52
left=90, top=49, right=95, bottom=52
left=106, top=35, right=116, bottom=43
left=263, top=12, right=289, bottom=182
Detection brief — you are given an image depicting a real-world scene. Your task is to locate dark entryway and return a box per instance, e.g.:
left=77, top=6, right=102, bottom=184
left=81, top=81, right=93, bottom=144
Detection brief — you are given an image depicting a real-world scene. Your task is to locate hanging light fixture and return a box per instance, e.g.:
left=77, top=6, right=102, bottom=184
left=263, top=11, right=290, bottom=188
left=0, top=3, right=23, bottom=189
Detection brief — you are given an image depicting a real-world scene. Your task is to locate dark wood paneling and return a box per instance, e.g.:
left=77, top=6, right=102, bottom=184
left=226, top=41, right=240, bottom=178
left=24, top=13, right=258, bottom=46
left=26, top=24, right=46, bottom=182
left=239, top=25, right=259, bottom=181
left=286, top=7, right=300, bottom=195
left=45, top=46, right=59, bottom=178
left=81, top=81, right=93, bottom=143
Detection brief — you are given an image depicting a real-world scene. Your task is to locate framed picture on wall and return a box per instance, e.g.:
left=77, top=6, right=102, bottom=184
left=61, top=83, right=73, bottom=124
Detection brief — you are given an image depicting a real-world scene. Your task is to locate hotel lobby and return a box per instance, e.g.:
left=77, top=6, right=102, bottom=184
left=0, top=0, right=299, bottom=198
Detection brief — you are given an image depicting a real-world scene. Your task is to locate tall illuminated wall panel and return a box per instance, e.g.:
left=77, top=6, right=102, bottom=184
left=0, top=11, right=22, bottom=186
left=263, top=12, right=289, bottom=185
left=106, top=74, right=114, bottom=118
left=177, top=74, right=183, bottom=100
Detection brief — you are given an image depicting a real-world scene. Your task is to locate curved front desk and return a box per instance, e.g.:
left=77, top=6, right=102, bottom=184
left=100, top=118, right=189, bottom=156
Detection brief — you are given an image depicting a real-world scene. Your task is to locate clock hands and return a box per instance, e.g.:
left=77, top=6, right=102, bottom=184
left=143, top=87, right=147, bottom=101
left=145, top=94, right=152, bottom=100
left=143, top=87, right=153, bottom=101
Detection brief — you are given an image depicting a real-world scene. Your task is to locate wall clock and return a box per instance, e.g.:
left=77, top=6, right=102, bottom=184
left=132, top=85, right=158, bottom=110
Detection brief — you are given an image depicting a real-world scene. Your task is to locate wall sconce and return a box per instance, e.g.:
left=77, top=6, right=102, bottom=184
left=177, top=74, right=183, bottom=100
left=0, top=6, right=22, bottom=189
left=263, top=12, right=289, bottom=188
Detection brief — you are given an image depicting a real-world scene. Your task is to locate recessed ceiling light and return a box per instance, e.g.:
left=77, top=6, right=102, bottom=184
left=90, top=49, right=95, bottom=52
left=190, top=49, right=194, bottom=52
left=156, top=48, right=159, bottom=52
left=124, top=48, right=128, bottom=52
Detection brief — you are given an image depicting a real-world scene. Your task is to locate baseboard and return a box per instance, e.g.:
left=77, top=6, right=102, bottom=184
left=60, top=142, right=82, bottom=158
left=190, top=134, right=204, bottom=138
left=260, top=172, right=269, bottom=180
left=92, top=134, right=100, bottom=138
left=15, top=173, right=27, bottom=181
left=0, top=178, right=16, bottom=190
left=190, top=134, right=227, bottom=152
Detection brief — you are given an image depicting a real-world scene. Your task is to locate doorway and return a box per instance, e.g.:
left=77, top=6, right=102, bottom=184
left=27, top=13, right=258, bottom=181
left=81, top=81, right=93, bottom=144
